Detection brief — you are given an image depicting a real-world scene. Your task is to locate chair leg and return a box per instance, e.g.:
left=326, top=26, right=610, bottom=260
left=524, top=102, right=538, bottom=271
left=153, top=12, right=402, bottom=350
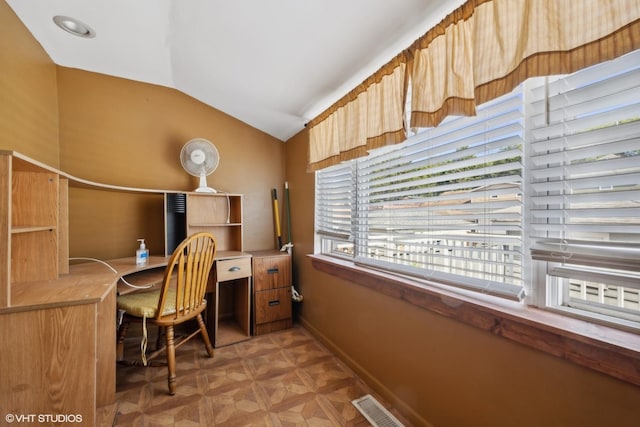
left=165, top=325, right=177, bottom=395
left=197, top=314, right=214, bottom=357
left=116, top=319, right=130, bottom=362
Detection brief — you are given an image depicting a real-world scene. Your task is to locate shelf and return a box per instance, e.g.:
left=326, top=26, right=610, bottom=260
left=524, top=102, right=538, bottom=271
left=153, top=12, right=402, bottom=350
left=11, top=228, right=58, bottom=284
left=166, top=192, right=244, bottom=254
left=188, top=223, right=242, bottom=227
left=11, top=226, right=56, bottom=234
left=215, top=318, right=252, bottom=347
left=3, top=152, right=64, bottom=292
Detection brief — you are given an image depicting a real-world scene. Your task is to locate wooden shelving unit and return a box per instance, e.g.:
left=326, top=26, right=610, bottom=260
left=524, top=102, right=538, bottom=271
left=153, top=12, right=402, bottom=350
left=165, top=192, right=243, bottom=255
left=1, top=152, right=68, bottom=306
left=164, top=192, right=251, bottom=347
left=0, top=151, right=107, bottom=425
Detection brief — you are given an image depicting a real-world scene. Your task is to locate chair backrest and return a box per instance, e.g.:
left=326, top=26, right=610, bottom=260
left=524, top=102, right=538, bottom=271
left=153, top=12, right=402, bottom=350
left=155, top=231, right=217, bottom=320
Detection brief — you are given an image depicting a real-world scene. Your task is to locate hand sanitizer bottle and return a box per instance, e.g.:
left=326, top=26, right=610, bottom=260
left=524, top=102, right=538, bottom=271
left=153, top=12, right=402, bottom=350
left=136, top=239, right=149, bottom=266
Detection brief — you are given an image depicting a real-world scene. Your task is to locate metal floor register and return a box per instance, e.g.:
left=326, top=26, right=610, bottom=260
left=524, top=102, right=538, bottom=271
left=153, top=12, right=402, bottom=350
left=352, top=394, right=405, bottom=427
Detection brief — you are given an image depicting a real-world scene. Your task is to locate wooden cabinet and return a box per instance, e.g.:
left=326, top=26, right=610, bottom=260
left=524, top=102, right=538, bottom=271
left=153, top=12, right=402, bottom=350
left=251, top=250, right=292, bottom=335
left=0, top=293, right=115, bottom=426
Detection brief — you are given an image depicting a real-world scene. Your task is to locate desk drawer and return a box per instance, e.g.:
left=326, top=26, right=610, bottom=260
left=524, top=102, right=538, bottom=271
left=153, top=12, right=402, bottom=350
left=253, top=255, right=291, bottom=291
left=216, top=257, right=252, bottom=282
left=255, top=287, right=292, bottom=324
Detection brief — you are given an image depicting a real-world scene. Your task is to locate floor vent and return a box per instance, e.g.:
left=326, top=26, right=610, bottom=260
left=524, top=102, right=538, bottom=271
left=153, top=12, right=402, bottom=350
left=352, top=394, right=405, bottom=427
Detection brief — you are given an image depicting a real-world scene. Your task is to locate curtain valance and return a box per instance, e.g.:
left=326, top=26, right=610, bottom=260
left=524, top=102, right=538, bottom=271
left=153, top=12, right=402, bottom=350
left=411, top=0, right=640, bottom=128
left=308, top=0, right=640, bottom=171
left=308, top=53, right=408, bottom=171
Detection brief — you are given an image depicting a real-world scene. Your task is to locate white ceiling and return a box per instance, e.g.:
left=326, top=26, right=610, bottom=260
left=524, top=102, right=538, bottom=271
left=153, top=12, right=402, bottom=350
left=7, top=0, right=465, bottom=141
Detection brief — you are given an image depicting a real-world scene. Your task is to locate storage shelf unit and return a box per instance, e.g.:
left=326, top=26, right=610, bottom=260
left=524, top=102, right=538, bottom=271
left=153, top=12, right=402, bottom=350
left=0, top=151, right=108, bottom=425
left=165, top=192, right=243, bottom=255
left=165, top=191, right=251, bottom=347
left=1, top=152, right=68, bottom=306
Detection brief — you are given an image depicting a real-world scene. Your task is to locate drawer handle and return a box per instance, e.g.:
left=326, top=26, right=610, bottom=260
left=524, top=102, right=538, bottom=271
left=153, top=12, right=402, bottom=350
left=267, top=268, right=279, bottom=274
left=228, top=266, right=241, bottom=272
left=268, top=300, right=280, bottom=306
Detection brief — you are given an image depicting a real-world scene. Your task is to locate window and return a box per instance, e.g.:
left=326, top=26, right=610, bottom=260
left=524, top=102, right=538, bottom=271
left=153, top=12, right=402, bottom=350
left=315, top=49, right=640, bottom=329
left=528, top=50, right=640, bottom=329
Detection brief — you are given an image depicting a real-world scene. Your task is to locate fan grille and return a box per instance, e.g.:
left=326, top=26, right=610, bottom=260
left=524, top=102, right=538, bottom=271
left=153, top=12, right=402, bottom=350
left=180, top=138, right=219, bottom=177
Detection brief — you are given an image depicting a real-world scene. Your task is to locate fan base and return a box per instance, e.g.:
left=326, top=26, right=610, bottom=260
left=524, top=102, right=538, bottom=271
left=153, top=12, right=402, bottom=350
left=195, top=186, right=217, bottom=193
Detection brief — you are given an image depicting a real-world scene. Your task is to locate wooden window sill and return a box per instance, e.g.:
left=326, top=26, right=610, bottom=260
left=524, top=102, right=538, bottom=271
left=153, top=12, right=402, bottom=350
left=309, top=254, right=640, bottom=386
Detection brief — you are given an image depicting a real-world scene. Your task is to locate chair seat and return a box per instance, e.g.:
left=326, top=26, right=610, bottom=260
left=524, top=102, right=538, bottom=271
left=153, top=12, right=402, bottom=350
left=117, top=288, right=178, bottom=318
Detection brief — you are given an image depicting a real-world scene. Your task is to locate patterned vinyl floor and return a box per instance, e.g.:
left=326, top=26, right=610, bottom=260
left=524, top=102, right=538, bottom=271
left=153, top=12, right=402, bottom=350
left=114, top=323, right=410, bottom=426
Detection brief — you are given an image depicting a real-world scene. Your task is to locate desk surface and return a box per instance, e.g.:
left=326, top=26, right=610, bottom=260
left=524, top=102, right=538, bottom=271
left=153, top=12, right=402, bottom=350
left=6, top=251, right=250, bottom=313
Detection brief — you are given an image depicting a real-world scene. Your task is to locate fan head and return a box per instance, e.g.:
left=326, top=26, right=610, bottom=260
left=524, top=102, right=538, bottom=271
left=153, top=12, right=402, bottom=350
left=180, top=138, right=220, bottom=193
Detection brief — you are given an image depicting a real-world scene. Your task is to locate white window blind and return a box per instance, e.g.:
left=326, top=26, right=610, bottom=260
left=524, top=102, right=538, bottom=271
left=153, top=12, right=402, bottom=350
left=315, top=162, right=354, bottom=255
left=528, top=50, right=640, bottom=326
left=353, top=89, right=525, bottom=301
left=529, top=49, right=640, bottom=273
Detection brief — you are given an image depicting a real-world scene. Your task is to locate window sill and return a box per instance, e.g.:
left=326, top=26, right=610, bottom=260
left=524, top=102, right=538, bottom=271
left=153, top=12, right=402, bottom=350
left=309, top=254, right=640, bottom=386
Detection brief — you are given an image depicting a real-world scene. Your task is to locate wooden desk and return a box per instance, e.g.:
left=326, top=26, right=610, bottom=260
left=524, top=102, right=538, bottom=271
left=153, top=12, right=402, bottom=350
left=116, top=252, right=253, bottom=348
left=0, top=152, right=252, bottom=424
left=116, top=258, right=170, bottom=296
left=0, top=252, right=249, bottom=426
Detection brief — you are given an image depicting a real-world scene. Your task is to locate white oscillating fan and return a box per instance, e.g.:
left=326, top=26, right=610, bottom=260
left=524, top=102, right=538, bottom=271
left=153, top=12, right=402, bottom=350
left=180, top=138, right=220, bottom=193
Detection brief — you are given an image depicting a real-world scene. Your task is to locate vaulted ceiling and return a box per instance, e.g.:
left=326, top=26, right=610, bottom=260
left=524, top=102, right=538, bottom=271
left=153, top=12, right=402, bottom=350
left=7, top=0, right=465, bottom=141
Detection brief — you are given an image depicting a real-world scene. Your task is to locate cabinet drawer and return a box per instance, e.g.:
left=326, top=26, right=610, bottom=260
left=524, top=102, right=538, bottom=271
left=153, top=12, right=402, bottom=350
left=253, top=255, right=291, bottom=291
left=216, top=257, right=252, bottom=282
left=255, top=288, right=292, bottom=324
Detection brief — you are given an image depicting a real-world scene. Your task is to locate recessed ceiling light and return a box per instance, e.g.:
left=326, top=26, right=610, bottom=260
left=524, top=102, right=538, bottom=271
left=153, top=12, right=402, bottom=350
left=53, top=15, right=95, bottom=38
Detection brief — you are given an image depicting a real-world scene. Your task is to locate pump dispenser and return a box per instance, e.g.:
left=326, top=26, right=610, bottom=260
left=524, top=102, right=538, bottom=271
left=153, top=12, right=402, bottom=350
left=136, top=239, right=149, bottom=266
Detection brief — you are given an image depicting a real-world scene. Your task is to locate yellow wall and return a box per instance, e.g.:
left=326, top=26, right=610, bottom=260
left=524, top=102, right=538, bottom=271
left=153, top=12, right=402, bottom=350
left=0, top=1, right=59, bottom=167
left=284, top=129, right=640, bottom=427
left=56, top=68, right=285, bottom=258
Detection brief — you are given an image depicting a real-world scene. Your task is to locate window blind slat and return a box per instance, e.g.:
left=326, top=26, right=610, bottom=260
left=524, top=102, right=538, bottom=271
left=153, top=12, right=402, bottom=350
left=530, top=136, right=640, bottom=168
left=531, top=240, right=640, bottom=272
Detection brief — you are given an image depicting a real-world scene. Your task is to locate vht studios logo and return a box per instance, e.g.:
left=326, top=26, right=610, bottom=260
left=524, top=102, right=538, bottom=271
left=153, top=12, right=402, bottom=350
left=5, top=413, right=83, bottom=423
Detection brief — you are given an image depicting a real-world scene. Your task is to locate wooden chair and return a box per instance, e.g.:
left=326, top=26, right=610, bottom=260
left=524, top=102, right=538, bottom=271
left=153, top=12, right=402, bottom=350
left=116, top=231, right=216, bottom=395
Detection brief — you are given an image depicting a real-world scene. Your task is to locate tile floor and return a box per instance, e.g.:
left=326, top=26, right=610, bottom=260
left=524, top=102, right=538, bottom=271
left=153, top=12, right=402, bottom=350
left=114, top=323, right=410, bottom=426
